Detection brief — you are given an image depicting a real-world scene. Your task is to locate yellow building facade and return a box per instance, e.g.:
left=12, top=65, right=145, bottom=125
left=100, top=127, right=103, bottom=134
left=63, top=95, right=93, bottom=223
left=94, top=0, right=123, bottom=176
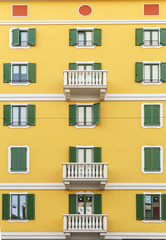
left=1, top=0, right=166, bottom=240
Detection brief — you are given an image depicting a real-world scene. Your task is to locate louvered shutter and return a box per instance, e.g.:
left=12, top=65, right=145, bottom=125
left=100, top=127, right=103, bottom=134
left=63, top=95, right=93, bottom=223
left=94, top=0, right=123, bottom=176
left=161, top=194, right=166, bottom=220
left=12, top=28, right=20, bottom=46
left=160, top=29, right=166, bottom=46
left=28, top=29, right=36, bottom=46
left=93, top=103, right=100, bottom=125
left=161, top=63, right=166, bottom=82
left=69, top=147, right=77, bottom=162
left=11, top=147, right=27, bottom=172
left=69, top=29, right=77, bottom=46
left=94, top=147, right=101, bottom=162
left=69, top=105, right=77, bottom=126
left=136, top=194, right=144, bottom=220
left=94, top=29, right=102, bottom=46
left=135, top=62, right=143, bottom=82
left=27, top=194, right=35, bottom=220
left=4, top=63, right=11, bottom=83
left=2, top=194, right=10, bottom=220
left=28, top=63, right=36, bottom=83
left=135, top=29, right=144, bottom=46
left=94, top=194, right=102, bottom=214
left=93, top=63, right=102, bottom=70
left=3, top=105, right=11, bottom=126
left=69, top=194, right=77, bottom=214
left=27, top=105, right=36, bottom=126
left=69, top=63, right=77, bottom=70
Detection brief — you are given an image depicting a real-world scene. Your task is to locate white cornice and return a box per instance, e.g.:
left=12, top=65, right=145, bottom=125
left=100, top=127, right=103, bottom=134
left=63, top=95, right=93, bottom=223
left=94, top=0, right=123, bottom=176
left=1, top=183, right=166, bottom=190
left=1, top=20, right=166, bottom=25
left=1, top=232, right=66, bottom=240
left=2, top=93, right=166, bottom=101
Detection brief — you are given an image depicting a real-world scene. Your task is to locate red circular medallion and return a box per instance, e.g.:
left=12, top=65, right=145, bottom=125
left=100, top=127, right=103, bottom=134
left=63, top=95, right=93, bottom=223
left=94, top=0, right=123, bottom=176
left=79, top=5, right=92, bottom=16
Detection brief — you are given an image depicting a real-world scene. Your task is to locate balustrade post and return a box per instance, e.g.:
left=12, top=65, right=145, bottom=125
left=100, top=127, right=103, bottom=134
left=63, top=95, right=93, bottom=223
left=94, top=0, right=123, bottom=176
left=64, top=72, right=68, bottom=85
left=63, top=164, right=67, bottom=178
left=103, top=164, right=107, bottom=178
left=103, top=71, right=107, bottom=85
left=63, top=215, right=67, bottom=231
left=103, top=216, right=107, bottom=231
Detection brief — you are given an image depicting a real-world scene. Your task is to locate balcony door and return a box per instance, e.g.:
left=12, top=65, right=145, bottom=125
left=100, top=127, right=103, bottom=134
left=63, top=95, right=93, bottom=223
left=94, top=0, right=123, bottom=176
left=77, top=64, right=93, bottom=84
left=78, top=194, right=93, bottom=215
left=77, top=148, right=93, bottom=163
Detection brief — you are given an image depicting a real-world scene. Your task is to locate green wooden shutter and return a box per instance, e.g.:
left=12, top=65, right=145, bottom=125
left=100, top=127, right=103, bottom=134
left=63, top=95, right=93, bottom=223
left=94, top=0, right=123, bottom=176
left=161, top=63, right=166, bottom=82
left=153, top=105, right=160, bottom=126
left=27, top=105, right=36, bottom=126
left=69, top=147, right=77, bottom=162
left=136, top=194, right=144, bottom=220
left=3, top=105, right=11, bottom=126
left=28, top=63, right=36, bottom=83
left=11, top=147, right=27, bottom=172
left=94, top=147, right=101, bottom=162
left=69, top=29, right=77, bottom=46
left=69, top=105, right=77, bottom=126
left=3, top=63, right=11, bottom=83
left=160, top=29, right=166, bottom=45
left=94, top=63, right=102, bottom=70
left=161, top=194, right=166, bottom=220
left=144, top=147, right=160, bottom=172
left=28, top=29, right=36, bottom=46
left=94, top=29, right=102, bottom=46
left=12, top=28, right=20, bottom=46
left=27, top=194, right=35, bottom=220
left=144, top=148, right=152, bottom=171
left=2, top=194, right=10, bottom=220
left=94, top=194, right=102, bottom=214
left=135, top=62, right=143, bottom=82
left=135, top=29, right=144, bottom=46
left=69, top=63, right=77, bottom=70
left=93, top=103, right=100, bottom=125
left=69, top=194, right=76, bottom=214
left=144, top=105, right=152, bottom=126
left=153, top=147, right=160, bottom=171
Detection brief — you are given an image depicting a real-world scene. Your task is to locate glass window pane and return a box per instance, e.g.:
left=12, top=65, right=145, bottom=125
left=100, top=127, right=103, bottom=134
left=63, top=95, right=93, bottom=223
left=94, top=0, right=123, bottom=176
left=78, top=65, right=84, bottom=71
left=78, top=148, right=84, bottom=163
left=144, top=31, right=150, bottom=46
left=12, top=107, right=19, bottom=126
left=86, top=31, right=92, bottom=46
left=153, top=195, right=160, bottom=220
left=86, top=195, right=92, bottom=214
left=86, top=148, right=92, bottom=163
left=78, top=32, right=84, bottom=46
left=78, top=107, right=84, bottom=126
left=21, top=66, right=27, bottom=82
left=145, top=195, right=152, bottom=220
left=78, top=195, right=84, bottom=214
left=152, top=65, right=159, bottom=83
left=86, top=65, right=93, bottom=70
left=13, top=66, right=19, bottom=82
left=152, top=31, right=159, bottom=46
left=20, top=195, right=26, bottom=219
left=86, top=106, right=92, bottom=125
left=21, top=32, right=27, bottom=47
left=11, top=195, right=18, bottom=219
left=144, top=65, right=151, bottom=83
left=20, top=107, right=27, bottom=126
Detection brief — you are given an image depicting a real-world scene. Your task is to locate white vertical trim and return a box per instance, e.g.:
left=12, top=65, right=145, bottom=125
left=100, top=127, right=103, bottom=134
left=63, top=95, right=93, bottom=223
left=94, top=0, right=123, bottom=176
left=141, top=145, right=163, bottom=174
left=8, top=146, right=30, bottom=174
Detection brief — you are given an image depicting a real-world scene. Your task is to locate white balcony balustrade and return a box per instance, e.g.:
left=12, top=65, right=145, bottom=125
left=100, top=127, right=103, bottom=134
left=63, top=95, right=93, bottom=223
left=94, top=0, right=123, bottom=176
left=63, top=70, right=107, bottom=100
left=62, top=163, right=108, bottom=189
left=63, top=214, right=108, bottom=233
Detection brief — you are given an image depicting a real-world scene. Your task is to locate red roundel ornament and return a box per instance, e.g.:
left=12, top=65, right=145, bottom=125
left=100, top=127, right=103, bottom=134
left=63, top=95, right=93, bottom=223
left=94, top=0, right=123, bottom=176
left=79, top=5, right=92, bottom=16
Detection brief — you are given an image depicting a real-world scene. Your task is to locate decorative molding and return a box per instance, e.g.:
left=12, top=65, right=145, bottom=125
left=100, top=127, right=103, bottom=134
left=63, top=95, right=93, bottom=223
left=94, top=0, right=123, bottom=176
left=2, top=93, right=166, bottom=101
left=1, top=232, right=66, bottom=240
left=104, top=232, right=166, bottom=239
left=1, top=20, right=166, bottom=25
left=1, top=182, right=166, bottom=190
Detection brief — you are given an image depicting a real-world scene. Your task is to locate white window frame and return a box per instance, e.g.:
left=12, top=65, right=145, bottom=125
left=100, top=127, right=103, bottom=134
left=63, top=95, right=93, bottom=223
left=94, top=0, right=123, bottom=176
left=12, top=4, right=28, bottom=17
left=9, top=28, right=30, bottom=49
left=143, top=3, right=160, bottom=17
left=75, top=27, right=95, bottom=49
left=75, top=103, right=96, bottom=129
left=10, top=62, right=30, bottom=86
left=141, top=61, right=162, bottom=85
left=141, top=145, right=163, bottom=174
left=9, top=103, right=29, bottom=129
left=8, top=146, right=30, bottom=174
left=8, top=192, right=29, bottom=223
left=141, top=27, right=161, bottom=48
left=141, top=103, right=163, bottom=128
left=142, top=192, right=163, bottom=223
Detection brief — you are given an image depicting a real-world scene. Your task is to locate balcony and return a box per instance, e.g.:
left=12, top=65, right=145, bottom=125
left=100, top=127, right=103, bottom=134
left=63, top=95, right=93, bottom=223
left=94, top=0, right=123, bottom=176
left=62, top=163, right=108, bottom=189
left=63, top=70, right=107, bottom=101
left=63, top=214, right=107, bottom=238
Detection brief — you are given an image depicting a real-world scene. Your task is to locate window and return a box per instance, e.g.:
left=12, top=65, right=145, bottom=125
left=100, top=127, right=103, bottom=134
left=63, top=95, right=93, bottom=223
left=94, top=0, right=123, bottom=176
left=69, top=193, right=102, bottom=214
left=136, top=28, right=166, bottom=47
left=69, top=62, right=102, bottom=71
left=3, top=104, right=36, bottom=127
left=3, top=62, right=36, bottom=84
left=69, top=103, right=100, bottom=127
left=135, top=62, right=166, bottom=84
left=141, top=103, right=162, bottom=128
left=2, top=194, right=35, bottom=221
left=69, top=146, right=101, bottom=163
left=136, top=194, right=166, bottom=221
left=69, top=28, right=101, bottom=47
left=142, top=146, right=163, bottom=173
left=8, top=146, right=30, bottom=173
left=10, top=28, right=36, bottom=49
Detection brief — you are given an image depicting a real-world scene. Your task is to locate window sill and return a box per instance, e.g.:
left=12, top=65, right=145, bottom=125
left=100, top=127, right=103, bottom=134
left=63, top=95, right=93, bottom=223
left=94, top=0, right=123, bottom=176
left=75, top=45, right=96, bottom=49
left=75, top=125, right=96, bottom=129
left=141, top=45, right=162, bottom=49
left=142, top=125, right=162, bottom=129
left=141, top=82, right=162, bottom=85
left=8, top=219, right=29, bottom=223
left=9, top=45, right=30, bottom=50
left=9, top=171, right=29, bottom=174
left=142, top=220, right=163, bottom=223
left=9, top=125, right=30, bottom=129
left=142, top=171, right=163, bottom=174
left=9, top=82, right=30, bottom=86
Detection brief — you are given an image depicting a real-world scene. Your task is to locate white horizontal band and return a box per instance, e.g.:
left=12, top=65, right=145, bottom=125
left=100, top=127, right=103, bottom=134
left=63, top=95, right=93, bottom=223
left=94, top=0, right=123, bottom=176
left=0, top=20, right=166, bottom=25
left=105, top=232, right=166, bottom=239
left=1, top=183, right=166, bottom=190
left=1, top=93, right=166, bottom=101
